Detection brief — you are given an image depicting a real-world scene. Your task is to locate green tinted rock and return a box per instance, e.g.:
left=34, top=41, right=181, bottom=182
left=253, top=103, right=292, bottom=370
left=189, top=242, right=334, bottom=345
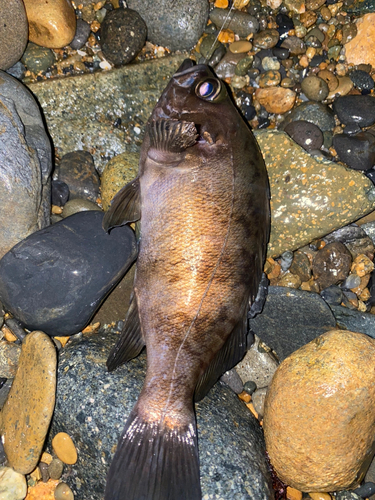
left=101, top=152, right=139, bottom=210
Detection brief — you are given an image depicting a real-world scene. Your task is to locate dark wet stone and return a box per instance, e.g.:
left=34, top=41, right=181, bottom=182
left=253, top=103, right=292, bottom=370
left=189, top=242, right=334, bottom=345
left=244, top=380, right=257, bottom=395
left=220, top=369, right=244, bottom=394
left=100, top=8, right=146, bottom=66
left=305, top=26, right=325, bottom=43
left=199, top=34, right=221, bottom=59
left=330, top=305, right=375, bottom=339
left=207, top=44, right=227, bottom=67
left=276, top=13, right=294, bottom=40
left=272, top=47, right=289, bottom=59
left=284, top=120, right=323, bottom=151
left=209, top=8, right=259, bottom=38
left=215, top=51, right=245, bottom=79
left=235, top=56, right=254, bottom=76
left=70, top=19, right=91, bottom=50
left=128, top=0, right=209, bottom=51
left=56, top=151, right=100, bottom=203
left=253, top=30, right=280, bottom=49
left=301, top=75, right=329, bottom=101
left=0, top=211, right=137, bottom=336
left=333, top=132, right=375, bottom=171
left=320, top=285, right=344, bottom=306
left=333, top=95, right=375, bottom=127
left=344, top=122, right=362, bottom=135
left=62, top=198, right=101, bottom=217
left=312, top=241, right=352, bottom=290
left=289, top=251, right=312, bottom=282
left=280, top=36, right=306, bottom=55
left=354, top=482, right=375, bottom=499
left=48, top=458, right=64, bottom=480
left=336, top=492, right=363, bottom=500
left=5, top=61, right=26, bottom=80
left=367, top=168, right=375, bottom=185
left=349, top=70, right=375, bottom=93
left=249, top=286, right=336, bottom=360
left=309, top=53, right=326, bottom=66
left=21, top=42, right=55, bottom=74
left=49, top=331, right=274, bottom=499
left=342, top=273, right=361, bottom=290
left=51, top=180, right=70, bottom=207
left=324, top=224, right=375, bottom=259
left=282, top=101, right=335, bottom=132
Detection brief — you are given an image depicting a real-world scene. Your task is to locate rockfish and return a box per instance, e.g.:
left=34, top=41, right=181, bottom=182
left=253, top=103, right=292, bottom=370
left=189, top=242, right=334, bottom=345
left=102, top=58, right=270, bottom=500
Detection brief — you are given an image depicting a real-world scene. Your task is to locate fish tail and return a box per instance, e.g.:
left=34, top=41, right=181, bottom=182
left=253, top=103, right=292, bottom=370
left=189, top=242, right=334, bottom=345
left=104, top=406, right=201, bottom=500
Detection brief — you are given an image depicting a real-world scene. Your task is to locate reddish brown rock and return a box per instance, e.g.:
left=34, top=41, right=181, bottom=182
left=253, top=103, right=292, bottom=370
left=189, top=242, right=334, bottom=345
left=345, top=13, right=375, bottom=68
left=255, top=88, right=296, bottom=114
left=312, top=241, right=352, bottom=290
left=263, top=329, right=375, bottom=492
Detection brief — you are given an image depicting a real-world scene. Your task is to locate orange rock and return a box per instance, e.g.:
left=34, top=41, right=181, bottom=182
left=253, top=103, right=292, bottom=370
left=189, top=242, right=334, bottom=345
left=238, top=391, right=251, bottom=403
left=345, top=13, right=375, bottom=67
left=309, top=494, right=332, bottom=500
left=218, top=29, right=235, bottom=44
left=255, top=88, right=296, bottom=114
left=52, top=432, right=78, bottom=465
left=287, top=486, right=303, bottom=500
left=263, top=330, right=375, bottom=492
left=214, top=0, right=229, bottom=7
left=25, top=479, right=59, bottom=500
left=351, top=254, right=374, bottom=277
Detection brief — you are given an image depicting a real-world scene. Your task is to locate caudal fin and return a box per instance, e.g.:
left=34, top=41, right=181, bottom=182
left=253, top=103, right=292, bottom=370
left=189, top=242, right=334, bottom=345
left=104, top=407, right=201, bottom=500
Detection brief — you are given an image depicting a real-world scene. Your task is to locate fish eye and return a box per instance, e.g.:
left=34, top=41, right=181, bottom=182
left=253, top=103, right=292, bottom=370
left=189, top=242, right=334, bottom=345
left=195, top=78, right=222, bottom=102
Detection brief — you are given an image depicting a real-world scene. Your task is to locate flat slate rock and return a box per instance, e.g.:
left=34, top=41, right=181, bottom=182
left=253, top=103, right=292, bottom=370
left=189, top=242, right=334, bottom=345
left=0, top=211, right=137, bottom=336
left=250, top=286, right=336, bottom=360
left=49, top=331, right=274, bottom=500
left=329, top=305, right=375, bottom=339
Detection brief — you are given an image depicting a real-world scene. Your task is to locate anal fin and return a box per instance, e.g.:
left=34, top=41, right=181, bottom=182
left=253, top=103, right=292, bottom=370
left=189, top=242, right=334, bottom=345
left=102, top=177, right=140, bottom=232
left=106, top=293, right=144, bottom=372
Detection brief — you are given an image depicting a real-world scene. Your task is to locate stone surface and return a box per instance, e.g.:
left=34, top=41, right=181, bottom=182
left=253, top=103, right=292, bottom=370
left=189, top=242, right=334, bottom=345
left=210, top=7, right=259, bottom=38
left=0, top=71, right=52, bottom=259
left=49, top=331, right=274, bottom=500
left=254, top=130, right=375, bottom=258
left=312, top=241, right=353, bottom=290
left=128, top=0, right=209, bottom=51
left=250, top=286, right=336, bottom=361
left=0, top=341, right=21, bottom=378
left=100, top=152, right=139, bottom=210
left=263, top=329, right=375, bottom=492
left=333, top=95, right=375, bottom=128
left=284, top=120, right=323, bottom=152
left=345, top=14, right=375, bottom=68
left=56, top=151, right=100, bottom=203
left=255, top=87, right=296, bottom=114
left=23, top=0, right=76, bottom=48
left=21, top=42, right=56, bottom=75
left=1, top=331, right=57, bottom=474
left=52, top=433, right=78, bottom=465
left=0, top=467, right=27, bottom=500
left=330, top=305, right=375, bottom=339
left=0, top=211, right=137, bottom=336
left=301, top=75, right=329, bottom=101
left=62, top=198, right=101, bottom=217
left=0, top=0, right=28, bottom=71
left=282, top=101, right=335, bottom=132
left=333, top=132, right=375, bottom=171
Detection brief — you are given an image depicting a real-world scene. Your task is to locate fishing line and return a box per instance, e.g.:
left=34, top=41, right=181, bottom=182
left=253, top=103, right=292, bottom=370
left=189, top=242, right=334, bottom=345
left=202, top=1, right=236, bottom=65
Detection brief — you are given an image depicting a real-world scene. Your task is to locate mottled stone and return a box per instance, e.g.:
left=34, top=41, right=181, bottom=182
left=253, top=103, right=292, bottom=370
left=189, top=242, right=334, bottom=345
left=23, top=0, right=76, bottom=48
left=49, top=331, right=274, bottom=500
left=128, top=0, right=209, bottom=51
left=0, top=467, right=27, bottom=500
left=264, top=329, right=375, bottom=492
left=21, top=42, right=56, bottom=74
left=0, top=70, right=52, bottom=260
left=324, top=224, right=375, bottom=260
left=312, top=242, right=352, bottom=290
left=349, top=70, right=375, bottom=92
left=329, top=305, right=375, bottom=339
left=56, top=151, right=100, bottom=203
left=282, top=101, right=335, bottom=132
left=0, top=211, right=137, bottom=336
left=0, top=341, right=21, bottom=378
left=345, top=14, right=375, bottom=68
left=255, top=88, right=296, bottom=114
left=301, top=75, right=329, bottom=101
left=254, top=130, right=375, bottom=258
left=253, top=29, right=280, bottom=49
left=101, top=152, right=139, bottom=210
left=1, top=331, right=56, bottom=474
left=209, top=7, right=259, bottom=37
left=54, top=482, right=74, bottom=500
left=250, top=286, right=336, bottom=361
left=280, top=36, right=306, bottom=55
left=48, top=458, right=64, bottom=480
left=70, top=19, right=91, bottom=50
left=0, top=0, right=28, bottom=71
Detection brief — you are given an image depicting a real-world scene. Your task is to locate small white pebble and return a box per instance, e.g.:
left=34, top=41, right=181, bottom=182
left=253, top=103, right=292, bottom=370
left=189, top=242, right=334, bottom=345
left=99, top=60, right=112, bottom=70
left=134, top=126, right=141, bottom=135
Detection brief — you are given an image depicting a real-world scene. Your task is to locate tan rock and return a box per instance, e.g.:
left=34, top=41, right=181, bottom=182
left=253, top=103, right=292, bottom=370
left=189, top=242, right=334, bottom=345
left=0, top=0, right=28, bottom=71
left=101, top=152, right=139, bottom=211
left=263, top=329, right=375, bottom=492
left=23, top=0, right=76, bottom=48
left=52, top=432, right=78, bottom=465
left=345, top=13, right=375, bottom=68
left=0, top=467, right=27, bottom=500
left=255, top=88, right=296, bottom=114
left=1, top=331, right=57, bottom=474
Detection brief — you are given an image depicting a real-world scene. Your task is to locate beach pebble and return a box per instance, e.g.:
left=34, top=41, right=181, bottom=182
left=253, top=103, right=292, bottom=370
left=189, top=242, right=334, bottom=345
left=0, top=467, right=27, bottom=500
left=62, top=198, right=101, bottom=217
left=289, top=251, right=312, bottom=281
left=209, top=8, right=259, bottom=37
left=1, top=331, right=56, bottom=474
left=312, top=242, right=352, bottom=290
left=345, top=13, right=375, bottom=68
left=282, top=101, right=335, bottom=131
left=101, top=152, right=140, bottom=211
left=100, top=8, right=146, bottom=66
left=54, top=482, right=74, bottom=500
left=48, top=458, right=64, bottom=480
left=70, top=19, right=91, bottom=50
left=320, top=285, right=343, bottom=305
left=253, top=29, right=280, bottom=49
left=301, top=75, right=329, bottom=101
left=21, top=42, right=55, bottom=74
left=128, top=0, right=209, bottom=51
left=0, top=0, right=28, bottom=71
left=0, top=211, right=137, bottom=336
left=336, top=492, right=362, bottom=500
left=56, top=151, right=100, bottom=204
left=52, top=433, right=77, bottom=465
left=284, top=120, right=323, bottom=151
left=328, top=76, right=354, bottom=98
left=342, top=23, right=357, bottom=45
left=280, top=36, right=306, bottom=55
left=333, top=95, right=375, bottom=127
left=264, top=329, right=375, bottom=492
left=259, top=70, right=281, bottom=87
left=23, top=0, right=76, bottom=48
left=255, top=88, right=296, bottom=114
left=0, top=342, right=21, bottom=378
left=51, top=180, right=70, bottom=207
left=333, top=131, right=375, bottom=171
left=229, top=40, right=252, bottom=53
left=317, top=70, right=339, bottom=92
left=251, top=387, right=267, bottom=418
left=220, top=369, right=244, bottom=394
left=349, top=69, right=375, bottom=93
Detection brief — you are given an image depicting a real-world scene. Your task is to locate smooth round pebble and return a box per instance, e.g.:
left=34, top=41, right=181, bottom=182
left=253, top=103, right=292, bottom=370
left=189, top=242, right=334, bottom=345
left=255, top=87, right=296, bottom=114
left=312, top=242, right=352, bottom=290
left=282, top=101, right=335, bottom=132
left=317, top=70, right=339, bottom=92
left=70, top=19, right=91, bottom=50
left=244, top=380, right=257, bottom=395
left=262, top=56, right=280, bottom=71
left=54, top=482, right=74, bottom=500
left=229, top=40, right=252, bottom=53
left=280, top=36, right=306, bottom=55
left=342, top=274, right=361, bottom=290
left=209, top=8, right=259, bottom=38
left=333, top=95, right=375, bottom=127
left=62, top=198, right=101, bottom=218
left=253, top=29, right=279, bottom=49
left=0, top=0, right=28, bottom=71
left=333, top=132, right=375, bottom=171
left=48, top=458, right=64, bottom=480
left=235, top=56, right=254, bottom=76
left=320, top=285, right=343, bottom=306
left=301, top=75, right=329, bottom=101
left=199, top=35, right=221, bottom=59
left=328, top=76, right=354, bottom=98
left=52, top=433, right=77, bottom=465
left=259, top=70, right=281, bottom=87
left=51, top=180, right=70, bottom=207
left=21, top=43, right=55, bottom=74
left=284, top=120, right=324, bottom=151
left=349, top=70, right=375, bottom=93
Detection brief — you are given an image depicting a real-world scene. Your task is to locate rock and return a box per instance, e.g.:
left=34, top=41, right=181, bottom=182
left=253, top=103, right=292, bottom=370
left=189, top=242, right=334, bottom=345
left=70, top=19, right=91, bottom=50
left=0, top=0, right=28, bottom=71
left=1, top=331, right=56, bottom=474
left=0, top=71, right=52, bottom=260
left=282, top=101, right=335, bottom=132
left=263, top=329, right=375, bottom=492
left=284, top=120, right=324, bottom=152
left=215, top=51, right=246, bottom=79
left=100, top=152, right=139, bottom=211
left=324, top=224, right=375, bottom=259
left=349, top=69, right=375, bottom=93
left=62, top=198, right=101, bottom=218
left=329, top=305, right=375, bottom=339
left=49, top=331, right=274, bottom=499
left=220, top=369, right=244, bottom=394
left=210, top=7, right=259, bottom=37
left=289, top=251, right=312, bottom=281
left=252, top=387, right=268, bottom=418
left=23, top=0, right=76, bottom=48
left=54, top=482, right=74, bottom=500
left=255, top=88, right=296, bottom=114
left=250, top=286, right=336, bottom=361
left=354, top=481, right=375, bottom=499
left=333, top=95, right=375, bottom=127
left=254, top=130, right=375, bottom=258
left=100, top=8, right=147, bottom=66
left=0, top=341, right=21, bottom=378
left=333, top=131, right=375, bottom=171
left=253, top=29, right=280, bottom=49
left=0, top=467, right=27, bottom=500
left=56, top=151, right=100, bottom=204
left=300, top=75, right=329, bottom=101
left=235, top=335, right=279, bottom=389
left=52, top=433, right=78, bottom=465
left=5, top=61, right=26, bottom=81
left=0, top=211, right=137, bottom=336
left=312, top=242, right=353, bottom=290
left=280, top=36, right=306, bottom=55
left=345, top=13, right=375, bottom=68
left=21, top=42, right=56, bottom=74
left=320, top=285, right=343, bottom=306
left=128, top=0, right=209, bottom=51
left=48, top=458, right=64, bottom=480
left=51, top=180, right=70, bottom=207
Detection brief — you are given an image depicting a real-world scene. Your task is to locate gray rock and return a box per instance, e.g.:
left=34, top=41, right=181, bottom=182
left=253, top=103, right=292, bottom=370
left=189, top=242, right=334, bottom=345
left=281, top=101, right=335, bottom=132
left=324, top=223, right=374, bottom=259
left=49, top=331, right=274, bottom=500
left=335, top=492, right=362, bottom=500
left=127, top=0, right=209, bottom=51
left=220, top=368, right=244, bottom=394
left=0, top=71, right=52, bottom=259
left=329, top=305, right=375, bottom=339
left=0, top=0, right=28, bottom=71
left=252, top=387, right=268, bottom=418
left=250, top=286, right=336, bottom=360
left=62, top=198, right=102, bottom=218
left=0, top=341, right=21, bottom=378
left=210, top=8, right=259, bottom=38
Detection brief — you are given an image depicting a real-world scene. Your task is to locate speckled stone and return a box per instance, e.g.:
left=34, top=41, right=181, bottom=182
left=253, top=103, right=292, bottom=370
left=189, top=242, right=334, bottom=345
left=0, top=0, right=28, bottom=71
left=329, top=305, right=375, bottom=339
left=264, top=329, right=375, bottom=492
left=255, top=88, right=296, bottom=114
left=1, top=331, right=57, bottom=474
left=249, top=286, right=336, bottom=361
left=100, top=152, right=139, bottom=210
left=345, top=13, right=375, bottom=68
left=282, top=101, right=335, bottom=131
left=49, top=330, right=273, bottom=500
left=56, top=151, right=100, bottom=203
left=253, top=29, right=280, bottom=49
left=0, top=342, right=21, bottom=378
left=21, top=42, right=56, bottom=74
left=300, top=75, right=329, bottom=101
left=254, top=130, right=375, bottom=258
left=209, top=7, right=259, bottom=38
left=284, top=120, right=323, bottom=151
left=0, top=467, right=27, bottom=500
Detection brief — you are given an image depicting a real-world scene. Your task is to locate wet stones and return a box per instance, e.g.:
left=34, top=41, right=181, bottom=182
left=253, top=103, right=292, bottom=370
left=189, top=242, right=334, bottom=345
left=56, top=151, right=100, bottom=203
left=264, top=329, right=375, bottom=492
left=0, top=342, right=21, bottom=378
left=52, top=433, right=77, bottom=465
left=349, top=69, right=375, bottom=93
left=255, top=87, right=296, bottom=114
left=333, top=95, right=375, bottom=127
left=312, top=241, right=352, bottom=289
left=284, top=120, right=324, bottom=151
left=0, top=467, right=27, bottom=500
left=333, top=131, right=375, bottom=171
left=0, top=211, right=137, bottom=336
left=210, top=8, right=259, bottom=37
left=100, top=8, right=147, bottom=66
left=1, top=331, right=57, bottom=474
left=282, top=101, right=335, bottom=132
left=100, top=152, right=139, bottom=211
left=345, top=13, right=375, bottom=67
left=0, top=0, right=28, bottom=71
left=300, top=75, right=329, bottom=101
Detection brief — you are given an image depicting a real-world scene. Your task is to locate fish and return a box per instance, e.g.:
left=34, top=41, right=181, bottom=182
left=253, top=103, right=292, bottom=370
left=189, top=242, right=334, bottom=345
left=102, top=58, right=270, bottom=500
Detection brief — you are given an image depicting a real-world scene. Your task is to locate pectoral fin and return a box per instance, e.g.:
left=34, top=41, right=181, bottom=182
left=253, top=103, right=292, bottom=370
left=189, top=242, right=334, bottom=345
left=148, top=119, right=198, bottom=153
left=102, top=177, right=140, bottom=232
